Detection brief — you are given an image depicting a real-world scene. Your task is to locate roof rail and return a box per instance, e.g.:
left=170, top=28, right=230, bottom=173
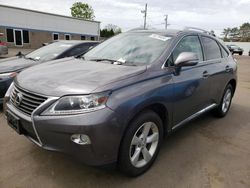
left=184, top=27, right=216, bottom=36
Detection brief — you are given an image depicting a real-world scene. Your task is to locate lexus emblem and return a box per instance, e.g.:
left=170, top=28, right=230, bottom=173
left=14, top=92, right=23, bottom=106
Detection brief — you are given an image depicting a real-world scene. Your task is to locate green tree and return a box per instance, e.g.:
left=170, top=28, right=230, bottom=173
left=229, top=27, right=240, bottom=40
left=100, top=24, right=122, bottom=38
left=239, top=22, right=250, bottom=42
left=222, top=28, right=231, bottom=39
left=71, top=2, right=95, bottom=20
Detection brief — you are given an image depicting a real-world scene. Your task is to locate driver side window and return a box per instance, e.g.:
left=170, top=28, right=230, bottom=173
left=167, top=35, right=203, bottom=66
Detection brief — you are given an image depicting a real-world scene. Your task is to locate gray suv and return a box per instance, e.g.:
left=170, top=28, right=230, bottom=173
left=4, top=29, right=237, bottom=176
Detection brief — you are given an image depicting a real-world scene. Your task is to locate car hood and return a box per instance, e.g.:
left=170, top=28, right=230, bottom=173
left=0, top=57, right=34, bottom=73
left=16, top=58, right=147, bottom=96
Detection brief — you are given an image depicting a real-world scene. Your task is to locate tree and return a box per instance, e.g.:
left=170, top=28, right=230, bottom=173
left=222, top=28, right=231, bottom=39
left=105, top=24, right=122, bottom=34
left=100, top=24, right=122, bottom=38
left=71, top=2, right=95, bottom=20
left=239, top=23, right=250, bottom=42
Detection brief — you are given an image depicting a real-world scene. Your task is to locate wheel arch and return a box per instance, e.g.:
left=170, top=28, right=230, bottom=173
left=228, top=79, right=237, bottom=96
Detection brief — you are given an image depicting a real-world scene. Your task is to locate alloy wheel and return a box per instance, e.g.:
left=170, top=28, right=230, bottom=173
left=129, top=122, right=159, bottom=168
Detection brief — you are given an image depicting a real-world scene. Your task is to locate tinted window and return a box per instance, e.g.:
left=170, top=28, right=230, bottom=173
left=23, top=30, right=29, bottom=43
left=81, top=36, right=86, bottom=40
left=91, top=37, right=95, bottom=41
left=53, top=33, right=59, bottom=40
left=220, top=46, right=229, bottom=58
left=65, top=34, right=70, bottom=40
left=168, top=35, right=203, bottom=66
left=7, top=29, right=14, bottom=42
left=66, top=44, right=94, bottom=57
left=202, top=37, right=221, bottom=60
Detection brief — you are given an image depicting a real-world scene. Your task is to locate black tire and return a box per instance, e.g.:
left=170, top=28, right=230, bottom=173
left=239, top=52, right=243, bottom=56
left=213, top=84, right=233, bottom=117
left=118, top=110, right=163, bottom=177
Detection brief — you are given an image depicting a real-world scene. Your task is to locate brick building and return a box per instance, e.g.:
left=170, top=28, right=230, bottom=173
left=0, top=5, right=100, bottom=49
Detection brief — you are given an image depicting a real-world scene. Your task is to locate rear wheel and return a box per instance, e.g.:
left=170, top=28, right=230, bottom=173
left=118, top=110, right=163, bottom=176
left=213, top=84, right=233, bottom=117
left=239, top=52, right=243, bottom=55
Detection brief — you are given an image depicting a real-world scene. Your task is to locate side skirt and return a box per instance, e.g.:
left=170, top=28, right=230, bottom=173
left=172, top=103, right=217, bottom=131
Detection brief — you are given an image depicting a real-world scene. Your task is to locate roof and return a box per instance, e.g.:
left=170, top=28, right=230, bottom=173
left=0, top=4, right=100, bottom=24
left=128, top=28, right=215, bottom=37
left=57, top=40, right=99, bottom=44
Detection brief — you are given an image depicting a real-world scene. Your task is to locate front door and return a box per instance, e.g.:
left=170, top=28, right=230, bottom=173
left=14, top=30, right=23, bottom=46
left=167, top=35, right=211, bottom=126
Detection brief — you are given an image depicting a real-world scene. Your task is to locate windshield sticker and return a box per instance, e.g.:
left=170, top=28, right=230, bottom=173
left=149, top=34, right=171, bottom=41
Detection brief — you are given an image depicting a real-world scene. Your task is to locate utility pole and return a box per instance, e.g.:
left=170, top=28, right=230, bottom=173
left=165, top=15, right=168, bottom=30
left=141, top=3, right=147, bottom=29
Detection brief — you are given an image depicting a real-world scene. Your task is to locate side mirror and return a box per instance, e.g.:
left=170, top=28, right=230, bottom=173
left=174, top=52, right=199, bottom=67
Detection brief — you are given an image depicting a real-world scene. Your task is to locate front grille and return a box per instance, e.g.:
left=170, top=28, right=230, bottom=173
left=10, top=84, right=48, bottom=116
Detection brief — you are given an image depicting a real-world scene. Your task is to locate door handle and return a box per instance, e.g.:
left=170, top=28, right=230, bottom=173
left=203, top=71, right=210, bottom=78
left=225, top=65, right=231, bottom=73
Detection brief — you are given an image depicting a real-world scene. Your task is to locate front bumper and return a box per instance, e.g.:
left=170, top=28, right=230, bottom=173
left=6, top=100, right=124, bottom=166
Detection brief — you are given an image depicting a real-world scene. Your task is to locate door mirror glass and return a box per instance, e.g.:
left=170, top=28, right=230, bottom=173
left=174, top=52, right=198, bottom=67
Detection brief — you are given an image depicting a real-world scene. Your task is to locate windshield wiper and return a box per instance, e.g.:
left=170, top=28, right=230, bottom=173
left=24, top=56, right=39, bottom=61
left=89, top=58, right=137, bottom=66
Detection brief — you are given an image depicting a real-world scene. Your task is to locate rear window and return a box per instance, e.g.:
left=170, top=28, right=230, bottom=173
left=201, top=37, right=221, bottom=60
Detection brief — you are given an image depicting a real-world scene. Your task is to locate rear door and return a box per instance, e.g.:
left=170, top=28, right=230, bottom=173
left=200, top=36, right=231, bottom=104
left=169, top=35, right=211, bottom=126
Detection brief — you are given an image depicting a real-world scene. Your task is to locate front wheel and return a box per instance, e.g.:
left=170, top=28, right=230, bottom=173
left=118, top=110, right=163, bottom=176
left=213, top=84, right=233, bottom=117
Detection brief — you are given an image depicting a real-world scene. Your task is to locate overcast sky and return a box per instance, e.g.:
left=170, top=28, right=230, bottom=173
left=0, top=0, right=249, bottom=35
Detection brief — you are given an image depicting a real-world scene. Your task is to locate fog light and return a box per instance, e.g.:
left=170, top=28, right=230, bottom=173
left=71, top=134, right=91, bottom=145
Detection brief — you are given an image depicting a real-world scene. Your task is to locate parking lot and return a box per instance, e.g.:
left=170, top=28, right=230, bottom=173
left=0, top=56, right=250, bottom=188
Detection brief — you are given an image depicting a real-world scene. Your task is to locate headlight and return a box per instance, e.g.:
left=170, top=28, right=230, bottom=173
left=3, top=82, right=14, bottom=115
left=0, top=72, right=17, bottom=80
left=41, top=92, right=110, bottom=115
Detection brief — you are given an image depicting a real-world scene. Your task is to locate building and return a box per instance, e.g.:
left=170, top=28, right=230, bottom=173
left=0, top=5, right=100, bottom=49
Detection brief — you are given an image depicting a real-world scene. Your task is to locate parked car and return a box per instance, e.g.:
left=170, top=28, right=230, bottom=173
left=0, top=40, right=99, bottom=105
left=0, top=33, right=8, bottom=55
left=4, top=29, right=237, bottom=176
left=226, top=44, right=244, bottom=55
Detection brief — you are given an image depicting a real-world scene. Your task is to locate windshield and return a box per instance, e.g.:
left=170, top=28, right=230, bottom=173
left=83, top=32, right=172, bottom=66
left=25, top=42, right=74, bottom=62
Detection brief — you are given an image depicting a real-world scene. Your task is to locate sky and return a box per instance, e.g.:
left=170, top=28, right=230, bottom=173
left=0, top=0, right=249, bottom=36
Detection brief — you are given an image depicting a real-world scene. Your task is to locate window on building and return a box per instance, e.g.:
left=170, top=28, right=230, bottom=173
left=53, top=33, right=59, bottom=40
left=65, top=34, right=71, bottom=40
left=6, top=28, right=14, bottom=42
left=201, top=37, right=221, bottom=60
left=81, top=35, right=86, bottom=40
left=22, top=30, right=29, bottom=43
left=90, top=36, right=95, bottom=41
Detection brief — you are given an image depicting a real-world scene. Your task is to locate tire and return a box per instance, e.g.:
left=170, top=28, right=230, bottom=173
left=118, top=110, right=163, bottom=177
left=239, top=52, right=243, bottom=56
left=213, top=84, right=233, bottom=117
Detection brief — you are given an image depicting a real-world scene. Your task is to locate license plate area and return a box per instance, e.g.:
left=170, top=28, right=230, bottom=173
left=7, top=111, right=22, bottom=134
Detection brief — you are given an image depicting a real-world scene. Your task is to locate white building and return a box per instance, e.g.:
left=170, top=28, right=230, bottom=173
left=0, top=5, right=100, bottom=48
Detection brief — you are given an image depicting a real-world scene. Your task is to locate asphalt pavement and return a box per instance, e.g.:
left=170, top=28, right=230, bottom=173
left=0, top=56, right=250, bottom=188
